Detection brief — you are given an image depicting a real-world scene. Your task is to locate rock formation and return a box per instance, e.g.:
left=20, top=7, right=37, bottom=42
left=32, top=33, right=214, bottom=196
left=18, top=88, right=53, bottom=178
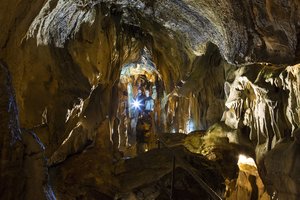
left=0, top=0, right=300, bottom=199
left=0, top=63, right=55, bottom=200
left=223, top=63, right=300, bottom=199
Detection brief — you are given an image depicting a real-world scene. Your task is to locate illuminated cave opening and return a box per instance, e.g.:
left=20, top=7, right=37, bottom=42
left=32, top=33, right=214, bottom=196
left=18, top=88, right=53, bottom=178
left=116, top=47, right=163, bottom=157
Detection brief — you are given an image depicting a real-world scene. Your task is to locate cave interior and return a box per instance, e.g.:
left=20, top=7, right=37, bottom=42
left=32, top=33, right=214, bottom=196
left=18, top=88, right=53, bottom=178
left=1, top=0, right=300, bottom=200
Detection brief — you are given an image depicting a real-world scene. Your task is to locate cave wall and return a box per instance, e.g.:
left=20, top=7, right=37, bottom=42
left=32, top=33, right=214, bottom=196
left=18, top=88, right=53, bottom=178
left=1, top=1, right=144, bottom=154
left=0, top=63, right=55, bottom=200
left=160, top=43, right=229, bottom=132
left=1, top=0, right=299, bottom=138
left=223, top=63, right=300, bottom=199
left=0, top=0, right=300, bottom=199
left=0, top=61, right=25, bottom=200
left=1, top=2, right=146, bottom=199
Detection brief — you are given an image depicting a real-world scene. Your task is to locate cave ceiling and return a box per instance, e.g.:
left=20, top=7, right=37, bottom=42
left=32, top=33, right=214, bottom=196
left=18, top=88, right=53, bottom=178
left=25, top=0, right=300, bottom=63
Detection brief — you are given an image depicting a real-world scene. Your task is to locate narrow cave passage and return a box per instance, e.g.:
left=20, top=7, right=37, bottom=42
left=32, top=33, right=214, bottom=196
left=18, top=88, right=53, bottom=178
left=114, top=47, right=163, bottom=157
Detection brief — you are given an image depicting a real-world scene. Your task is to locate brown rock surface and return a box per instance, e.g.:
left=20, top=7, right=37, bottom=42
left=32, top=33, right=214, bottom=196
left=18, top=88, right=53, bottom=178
left=0, top=62, right=55, bottom=200
left=0, top=0, right=300, bottom=199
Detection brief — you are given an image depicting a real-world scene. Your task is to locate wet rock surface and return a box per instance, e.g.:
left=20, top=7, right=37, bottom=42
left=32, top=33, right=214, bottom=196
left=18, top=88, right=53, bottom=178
left=0, top=0, right=300, bottom=199
left=223, top=63, right=300, bottom=198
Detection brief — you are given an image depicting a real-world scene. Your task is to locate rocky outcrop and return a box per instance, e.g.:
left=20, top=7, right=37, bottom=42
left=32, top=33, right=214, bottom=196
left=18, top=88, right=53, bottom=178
left=0, top=62, right=24, bottom=200
left=161, top=43, right=228, bottom=131
left=49, top=119, right=115, bottom=200
left=115, top=146, right=224, bottom=199
left=25, top=0, right=300, bottom=64
left=224, top=64, right=300, bottom=160
left=262, top=128, right=300, bottom=200
left=223, top=63, right=300, bottom=198
left=0, top=62, right=55, bottom=200
left=226, top=155, right=270, bottom=200
left=22, top=130, right=56, bottom=200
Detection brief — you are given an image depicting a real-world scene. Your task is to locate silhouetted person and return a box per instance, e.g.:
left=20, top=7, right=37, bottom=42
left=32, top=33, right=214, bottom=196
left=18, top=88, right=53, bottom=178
left=144, top=89, right=154, bottom=115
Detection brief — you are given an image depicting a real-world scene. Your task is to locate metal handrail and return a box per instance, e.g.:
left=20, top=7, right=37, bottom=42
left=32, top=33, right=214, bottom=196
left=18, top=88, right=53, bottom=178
left=157, top=137, right=223, bottom=200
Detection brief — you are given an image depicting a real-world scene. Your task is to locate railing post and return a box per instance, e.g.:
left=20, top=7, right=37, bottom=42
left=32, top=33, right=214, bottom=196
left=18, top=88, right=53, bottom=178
left=170, top=156, right=175, bottom=200
left=158, top=137, right=223, bottom=200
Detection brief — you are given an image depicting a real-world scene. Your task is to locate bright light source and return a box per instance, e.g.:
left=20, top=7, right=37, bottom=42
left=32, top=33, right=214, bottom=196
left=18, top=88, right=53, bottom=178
left=238, top=154, right=257, bottom=167
left=186, top=119, right=195, bottom=133
left=132, top=99, right=142, bottom=109
left=237, top=154, right=258, bottom=176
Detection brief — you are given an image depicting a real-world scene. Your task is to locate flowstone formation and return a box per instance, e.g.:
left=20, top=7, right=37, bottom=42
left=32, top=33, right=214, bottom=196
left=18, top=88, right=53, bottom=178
left=223, top=63, right=300, bottom=199
left=0, top=0, right=300, bottom=199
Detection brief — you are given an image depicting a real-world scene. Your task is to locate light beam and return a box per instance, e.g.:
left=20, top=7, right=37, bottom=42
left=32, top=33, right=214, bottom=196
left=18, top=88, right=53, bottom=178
left=132, top=99, right=142, bottom=109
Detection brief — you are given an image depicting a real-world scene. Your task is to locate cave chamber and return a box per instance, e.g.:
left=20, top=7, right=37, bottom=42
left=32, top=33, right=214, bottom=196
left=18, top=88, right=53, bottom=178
left=1, top=0, right=300, bottom=200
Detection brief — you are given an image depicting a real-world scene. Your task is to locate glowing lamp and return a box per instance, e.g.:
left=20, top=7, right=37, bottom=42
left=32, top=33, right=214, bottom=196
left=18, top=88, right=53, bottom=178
left=132, top=99, right=142, bottom=109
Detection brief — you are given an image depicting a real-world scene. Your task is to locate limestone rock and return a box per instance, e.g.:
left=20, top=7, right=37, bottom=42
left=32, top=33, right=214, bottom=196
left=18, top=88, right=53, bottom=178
left=0, top=62, right=55, bottom=200
left=0, top=0, right=300, bottom=199
left=115, top=146, right=224, bottom=199
left=223, top=63, right=300, bottom=198
left=26, top=0, right=300, bottom=64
